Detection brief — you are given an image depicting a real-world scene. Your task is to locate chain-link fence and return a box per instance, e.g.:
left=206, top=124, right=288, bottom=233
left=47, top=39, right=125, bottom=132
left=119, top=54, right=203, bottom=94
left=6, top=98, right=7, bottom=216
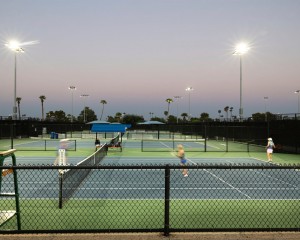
left=1, top=164, right=300, bottom=235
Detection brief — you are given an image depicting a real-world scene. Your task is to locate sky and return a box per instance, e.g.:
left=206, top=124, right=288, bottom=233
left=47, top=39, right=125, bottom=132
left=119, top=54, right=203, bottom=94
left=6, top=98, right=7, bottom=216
left=0, top=0, right=299, bottom=120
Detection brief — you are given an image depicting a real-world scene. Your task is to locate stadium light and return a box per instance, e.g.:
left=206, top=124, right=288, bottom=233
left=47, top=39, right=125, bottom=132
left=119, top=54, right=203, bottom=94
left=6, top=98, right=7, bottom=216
left=80, top=94, right=89, bottom=123
left=68, top=86, right=76, bottom=123
left=185, top=87, right=193, bottom=121
left=264, top=97, right=268, bottom=121
left=233, top=42, right=250, bottom=121
left=174, top=96, right=182, bottom=124
left=5, top=40, right=38, bottom=120
left=295, top=90, right=300, bottom=113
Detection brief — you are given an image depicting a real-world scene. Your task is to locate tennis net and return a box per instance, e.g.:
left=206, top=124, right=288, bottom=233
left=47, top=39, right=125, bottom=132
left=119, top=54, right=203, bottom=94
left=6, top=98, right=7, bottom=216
left=58, top=144, right=107, bottom=208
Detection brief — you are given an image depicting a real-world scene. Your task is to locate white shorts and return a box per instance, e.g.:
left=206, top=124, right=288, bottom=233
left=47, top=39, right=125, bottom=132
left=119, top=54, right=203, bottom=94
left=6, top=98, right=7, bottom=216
left=267, top=149, right=273, bottom=154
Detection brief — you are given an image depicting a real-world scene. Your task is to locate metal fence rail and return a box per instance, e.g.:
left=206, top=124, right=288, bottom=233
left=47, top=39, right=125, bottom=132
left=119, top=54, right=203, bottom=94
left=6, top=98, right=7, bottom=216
left=1, top=164, right=300, bottom=235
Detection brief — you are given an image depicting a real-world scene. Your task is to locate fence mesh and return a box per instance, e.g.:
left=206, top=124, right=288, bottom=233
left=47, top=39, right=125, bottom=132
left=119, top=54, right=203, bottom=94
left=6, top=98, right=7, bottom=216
left=1, top=164, right=300, bottom=234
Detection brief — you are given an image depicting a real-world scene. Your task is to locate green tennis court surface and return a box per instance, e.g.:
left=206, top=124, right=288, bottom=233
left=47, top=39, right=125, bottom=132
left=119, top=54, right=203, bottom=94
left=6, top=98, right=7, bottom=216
left=1, top=139, right=299, bottom=231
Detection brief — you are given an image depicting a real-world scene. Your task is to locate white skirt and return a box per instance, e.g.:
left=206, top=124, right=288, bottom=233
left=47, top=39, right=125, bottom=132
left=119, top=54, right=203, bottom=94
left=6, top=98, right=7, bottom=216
left=267, top=149, right=273, bottom=153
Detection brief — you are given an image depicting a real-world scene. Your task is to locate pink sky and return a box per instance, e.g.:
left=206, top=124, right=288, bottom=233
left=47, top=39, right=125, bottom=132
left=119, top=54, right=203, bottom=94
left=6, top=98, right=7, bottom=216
left=1, top=0, right=299, bottom=120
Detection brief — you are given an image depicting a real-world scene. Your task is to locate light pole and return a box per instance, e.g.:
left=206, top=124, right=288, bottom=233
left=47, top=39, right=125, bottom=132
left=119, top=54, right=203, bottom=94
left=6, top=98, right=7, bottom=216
left=80, top=94, right=89, bottom=123
left=295, top=90, right=300, bottom=113
left=264, top=97, right=268, bottom=122
left=185, top=87, right=193, bottom=121
left=5, top=42, right=24, bottom=120
left=233, top=43, right=249, bottom=121
left=149, top=112, right=154, bottom=120
left=174, top=96, right=182, bottom=124
left=5, top=40, right=38, bottom=120
left=68, top=86, right=76, bottom=122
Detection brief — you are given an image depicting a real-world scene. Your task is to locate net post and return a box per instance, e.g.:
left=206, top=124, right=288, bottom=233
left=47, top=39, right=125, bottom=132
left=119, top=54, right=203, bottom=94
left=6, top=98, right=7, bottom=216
left=164, top=164, right=170, bottom=236
left=58, top=148, right=66, bottom=209
left=11, top=153, right=21, bottom=230
left=172, top=138, right=175, bottom=150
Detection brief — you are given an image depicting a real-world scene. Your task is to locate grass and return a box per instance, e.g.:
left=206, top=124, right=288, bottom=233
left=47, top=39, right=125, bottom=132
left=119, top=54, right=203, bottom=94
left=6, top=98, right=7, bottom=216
left=1, top=199, right=299, bottom=230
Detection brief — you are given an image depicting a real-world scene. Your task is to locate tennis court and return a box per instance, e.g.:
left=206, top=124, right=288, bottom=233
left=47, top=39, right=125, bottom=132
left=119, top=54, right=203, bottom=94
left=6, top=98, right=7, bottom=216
left=1, top=138, right=300, bottom=232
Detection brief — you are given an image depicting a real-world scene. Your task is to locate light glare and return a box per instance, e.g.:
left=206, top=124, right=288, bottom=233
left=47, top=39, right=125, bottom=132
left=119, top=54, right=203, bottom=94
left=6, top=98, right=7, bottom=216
left=6, top=40, right=21, bottom=51
left=5, top=39, right=39, bottom=52
left=234, top=43, right=250, bottom=55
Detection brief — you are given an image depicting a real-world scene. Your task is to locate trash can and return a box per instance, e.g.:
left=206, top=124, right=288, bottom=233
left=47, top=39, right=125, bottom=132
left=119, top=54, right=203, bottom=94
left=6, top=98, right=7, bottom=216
left=55, top=133, right=58, bottom=139
left=50, top=132, right=54, bottom=139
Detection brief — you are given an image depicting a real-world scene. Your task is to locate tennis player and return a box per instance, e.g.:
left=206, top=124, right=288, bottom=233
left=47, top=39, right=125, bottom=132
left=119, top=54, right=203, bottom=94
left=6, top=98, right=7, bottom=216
left=176, top=144, right=188, bottom=177
left=95, top=138, right=100, bottom=151
left=54, top=139, right=69, bottom=165
left=266, top=138, right=275, bottom=162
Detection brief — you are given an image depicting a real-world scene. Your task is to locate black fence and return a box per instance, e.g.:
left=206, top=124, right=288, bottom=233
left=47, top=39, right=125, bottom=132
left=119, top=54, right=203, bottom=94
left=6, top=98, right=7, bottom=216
left=1, top=119, right=299, bottom=153
left=133, top=121, right=300, bottom=154
left=1, top=164, right=300, bottom=234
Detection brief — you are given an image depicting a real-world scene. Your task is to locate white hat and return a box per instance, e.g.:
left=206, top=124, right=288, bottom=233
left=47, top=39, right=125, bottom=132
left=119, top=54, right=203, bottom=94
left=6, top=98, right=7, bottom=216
left=60, top=138, right=69, bottom=142
left=268, top=138, right=272, bottom=141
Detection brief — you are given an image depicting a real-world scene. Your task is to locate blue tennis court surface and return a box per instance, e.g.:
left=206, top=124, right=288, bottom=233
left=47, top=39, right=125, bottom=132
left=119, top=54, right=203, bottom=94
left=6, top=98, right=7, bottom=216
left=103, top=156, right=266, bottom=165
left=2, top=156, right=299, bottom=201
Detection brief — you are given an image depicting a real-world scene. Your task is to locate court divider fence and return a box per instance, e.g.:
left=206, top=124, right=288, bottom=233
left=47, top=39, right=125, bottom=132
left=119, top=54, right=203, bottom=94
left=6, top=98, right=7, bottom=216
left=140, top=138, right=268, bottom=152
left=1, top=164, right=300, bottom=235
left=0, top=139, right=77, bottom=152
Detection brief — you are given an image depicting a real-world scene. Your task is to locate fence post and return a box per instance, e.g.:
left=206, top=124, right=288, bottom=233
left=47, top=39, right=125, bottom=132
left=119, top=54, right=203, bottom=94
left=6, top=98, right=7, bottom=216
left=164, top=164, right=171, bottom=236
left=204, top=125, right=207, bottom=152
left=226, top=126, right=228, bottom=152
left=141, top=140, right=143, bottom=152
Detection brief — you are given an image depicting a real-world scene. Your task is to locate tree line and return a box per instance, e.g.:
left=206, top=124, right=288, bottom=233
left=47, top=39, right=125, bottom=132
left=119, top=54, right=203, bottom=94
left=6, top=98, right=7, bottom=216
left=13, top=96, right=279, bottom=124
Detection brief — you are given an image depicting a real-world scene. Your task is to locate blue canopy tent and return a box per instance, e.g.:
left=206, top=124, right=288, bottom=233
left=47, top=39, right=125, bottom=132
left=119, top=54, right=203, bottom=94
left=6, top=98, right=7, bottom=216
left=91, top=123, right=131, bottom=133
left=137, top=121, right=165, bottom=139
left=89, top=122, right=132, bottom=150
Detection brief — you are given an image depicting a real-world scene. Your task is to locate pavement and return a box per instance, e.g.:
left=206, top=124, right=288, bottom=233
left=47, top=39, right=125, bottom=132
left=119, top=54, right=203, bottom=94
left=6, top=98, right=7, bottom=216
left=1, top=232, right=300, bottom=240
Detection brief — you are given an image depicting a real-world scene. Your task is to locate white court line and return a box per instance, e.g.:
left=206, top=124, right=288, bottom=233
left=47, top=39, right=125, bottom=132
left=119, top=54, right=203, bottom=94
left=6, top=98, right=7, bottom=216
left=256, top=171, right=299, bottom=189
left=226, top=158, right=299, bottom=189
left=186, top=157, right=252, bottom=199
left=202, top=169, right=252, bottom=199
left=160, top=141, right=173, bottom=149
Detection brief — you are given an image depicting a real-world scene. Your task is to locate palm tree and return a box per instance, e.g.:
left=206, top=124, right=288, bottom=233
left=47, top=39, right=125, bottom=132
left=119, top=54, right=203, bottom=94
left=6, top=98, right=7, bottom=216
left=165, top=98, right=173, bottom=117
left=39, top=95, right=46, bottom=121
left=224, top=106, right=229, bottom=121
left=181, top=113, right=188, bottom=122
left=218, top=109, right=221, bottom=119
left=16, top=97, right=22, bottom=120
left=100, top=100, right=107, bottom=120
left=115, top=112, right=122, bottom=123
left=229, top=107, right=234, bottom=120
left=164, top=111, right=168, bottom=118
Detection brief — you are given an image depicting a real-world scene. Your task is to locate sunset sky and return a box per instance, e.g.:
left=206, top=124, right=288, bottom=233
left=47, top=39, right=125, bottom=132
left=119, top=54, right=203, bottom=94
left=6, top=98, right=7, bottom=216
left=0, top=0, right=299, bottom=120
